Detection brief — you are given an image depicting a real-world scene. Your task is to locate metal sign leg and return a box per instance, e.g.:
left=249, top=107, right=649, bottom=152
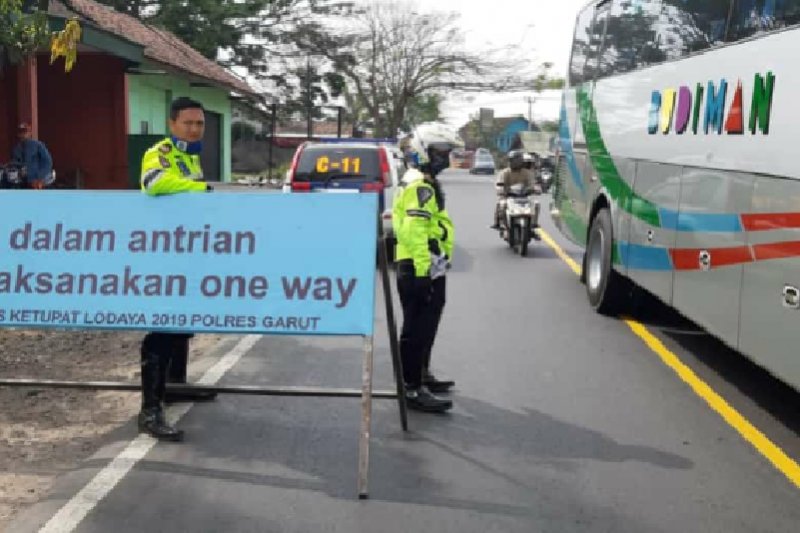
left=357, top=336, right=375, bottom=499
left=378, top=233, right=409, bottom=431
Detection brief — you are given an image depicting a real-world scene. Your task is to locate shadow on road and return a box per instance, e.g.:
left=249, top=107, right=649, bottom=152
left=406, top=396, right=694, bottom=472
left=150, top=392, right=691, bottom=523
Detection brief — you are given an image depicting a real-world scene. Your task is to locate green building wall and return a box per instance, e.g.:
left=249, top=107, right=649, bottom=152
left=127, top=72, right=232, bottom=186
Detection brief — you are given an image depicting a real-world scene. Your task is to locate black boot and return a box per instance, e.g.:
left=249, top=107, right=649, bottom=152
left=138, top=407, right=184, bottom=442
left=140, top=339, right=184, bottom=441
left=405, top=385, right=452, bottom=413
left=423, top=370, right=455, bottom=393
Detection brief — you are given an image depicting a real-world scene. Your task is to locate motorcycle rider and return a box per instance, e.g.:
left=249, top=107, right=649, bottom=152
left=394, top=122, right=463, bottom=412
left=11, top=123, right=53, bottom=189
left=522, top=152, right=535, bottom=171
left=491, top=150, right=540, bottom=232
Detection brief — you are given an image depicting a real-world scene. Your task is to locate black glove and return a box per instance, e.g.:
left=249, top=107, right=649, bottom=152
left=206, top=183, right=214, bottom=192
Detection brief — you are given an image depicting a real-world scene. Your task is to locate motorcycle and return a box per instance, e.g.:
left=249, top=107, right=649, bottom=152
left=0, top=163, right=24, bottom=189
left=496, top=182, right=540, bottom=257
left=0, top=163, right=56, bottom=189
left=538, top=166, right=554, bottom=193
left=536, top=154, right=555, bottom=193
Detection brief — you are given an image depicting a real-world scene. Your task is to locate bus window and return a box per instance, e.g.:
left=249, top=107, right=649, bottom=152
left=583, top=4, right=610, bottom=82
left=569, top=7, right=597, bottom=85
left=671, top=0, right=733, bottom=53
left=600, top=0, right=667, bottom=77
left=727, top=0, right=800, bottom=41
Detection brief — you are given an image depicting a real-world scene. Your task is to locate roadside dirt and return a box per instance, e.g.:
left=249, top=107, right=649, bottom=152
left=0, top=329, right=222, bottom=531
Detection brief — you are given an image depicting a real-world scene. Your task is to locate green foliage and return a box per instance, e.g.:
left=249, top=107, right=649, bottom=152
left=538, top=120, right=559, bottom=133
left=532, top=63, right=565, bottom=92
left=95, top=1, right=358, bottom=107
left=0, top=0, right=50, bottom=72
left=402, top=94, right=443, bottom=130
left=459, top=116, right=506, bottom=152
left=274, top=62, right=345, bottom=122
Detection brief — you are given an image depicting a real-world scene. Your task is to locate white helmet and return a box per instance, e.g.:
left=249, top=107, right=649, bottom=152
left=404, top=122, right=465, bottom=167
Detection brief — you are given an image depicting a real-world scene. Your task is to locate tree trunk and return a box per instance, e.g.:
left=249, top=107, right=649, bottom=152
left=371, top=109, right=384, bottom=137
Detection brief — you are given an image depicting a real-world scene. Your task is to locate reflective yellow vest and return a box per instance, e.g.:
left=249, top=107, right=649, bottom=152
left=393, top=169, right=455, bottom=277
left=140, top=137, right=207, bottom=195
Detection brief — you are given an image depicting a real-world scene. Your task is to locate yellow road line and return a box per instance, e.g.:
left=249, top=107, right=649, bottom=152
left=538, top=229, right=581, bottom=275
left=539, top=228, right=800, bottom=490
left=624, top=320, right=800, bottom=489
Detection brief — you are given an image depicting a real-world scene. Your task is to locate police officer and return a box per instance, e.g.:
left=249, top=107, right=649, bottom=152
left=393, top=123, right=462, bottom=413
left=138, top=97, right=214, bottom=441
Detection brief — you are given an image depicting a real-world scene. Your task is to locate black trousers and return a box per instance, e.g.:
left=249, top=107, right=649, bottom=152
left=140, top=332, right=192, bottom=410
left=421, top=276, right=446, bottom=373
left=396, top=261, right=445, bottom=388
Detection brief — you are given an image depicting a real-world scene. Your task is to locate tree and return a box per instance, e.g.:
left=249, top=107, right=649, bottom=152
left=276, top=59, right=345, bottom=126
left=459, top=114, right=508, bottom=155
left=402, top=93, right=443, bottom=131
left=94, top=1, right=356, bottom=100
left=532, top=63, right=565, bottom=92
left=0, top=0, right=50, bottom=73
left=1, top=1, right=82, bottom=74
left=538, top=120, right=559, bottom=133
left=304, top=1, right=559, bottom=137
left=95, top=0, right=149, bottom=17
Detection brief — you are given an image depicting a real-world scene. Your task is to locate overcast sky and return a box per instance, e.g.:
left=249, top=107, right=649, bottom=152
left=409, top=0, right=589, bottom=127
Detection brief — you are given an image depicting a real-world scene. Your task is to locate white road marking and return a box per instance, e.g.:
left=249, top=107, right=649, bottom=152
left=37, top=335, right=262, bottom=533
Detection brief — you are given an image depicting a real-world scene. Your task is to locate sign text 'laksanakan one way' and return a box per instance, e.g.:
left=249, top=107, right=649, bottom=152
left=0, top=192, right=378, bottom=335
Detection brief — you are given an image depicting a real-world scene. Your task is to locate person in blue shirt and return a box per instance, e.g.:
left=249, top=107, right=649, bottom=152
left=11, top=123, right=53, bottom=189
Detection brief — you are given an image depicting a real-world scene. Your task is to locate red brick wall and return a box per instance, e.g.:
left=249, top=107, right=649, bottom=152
left=37, top=54, right=129, bottom=189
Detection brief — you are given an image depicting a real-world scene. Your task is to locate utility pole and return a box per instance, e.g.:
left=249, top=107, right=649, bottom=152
left=306, top=56, right=313, bottom=139
left=268, top=102, right=277, bottom=181
left=525, top=96, right=535, bottom=130
left=337, top=106, right=343, bottom=138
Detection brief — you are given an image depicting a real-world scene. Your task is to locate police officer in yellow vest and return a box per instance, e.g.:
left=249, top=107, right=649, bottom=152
left=138, top=97, right=214, bottom=441
left=394, top=123, right=463, bottom=413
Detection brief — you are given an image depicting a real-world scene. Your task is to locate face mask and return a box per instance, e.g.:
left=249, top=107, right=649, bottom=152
left=428, top=149, right=451, bottom=178
left=172, top=136, right=203, bottom=155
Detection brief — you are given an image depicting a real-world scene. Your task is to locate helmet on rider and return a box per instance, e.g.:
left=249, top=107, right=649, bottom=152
left=522, top=152, right=535, bottom=169
left=507, top=150, right=525, bottom=171
left=404, top=122, right=465, bottom=178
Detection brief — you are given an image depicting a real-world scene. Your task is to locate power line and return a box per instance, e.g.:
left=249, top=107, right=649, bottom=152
left=454, top=94, right=562, bottom=105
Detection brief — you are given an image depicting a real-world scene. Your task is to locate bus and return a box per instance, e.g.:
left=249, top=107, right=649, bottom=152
left=551, top=0, right=800, bottom=392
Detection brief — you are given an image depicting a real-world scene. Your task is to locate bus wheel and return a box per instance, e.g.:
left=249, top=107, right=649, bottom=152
left=585, top=208, right=628, bottom=316
left=580, top=252, right=587, bottom=284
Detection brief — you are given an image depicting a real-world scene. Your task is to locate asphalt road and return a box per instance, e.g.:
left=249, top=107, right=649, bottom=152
left=11, top=169, right=800, bottom=532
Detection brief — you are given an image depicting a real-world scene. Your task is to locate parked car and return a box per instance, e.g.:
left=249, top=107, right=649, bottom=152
left=450, top=149, right=474, bottom=169
left=283, top=140, right=406, bottom=260
left=470, top=150, right=495, bottom=175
